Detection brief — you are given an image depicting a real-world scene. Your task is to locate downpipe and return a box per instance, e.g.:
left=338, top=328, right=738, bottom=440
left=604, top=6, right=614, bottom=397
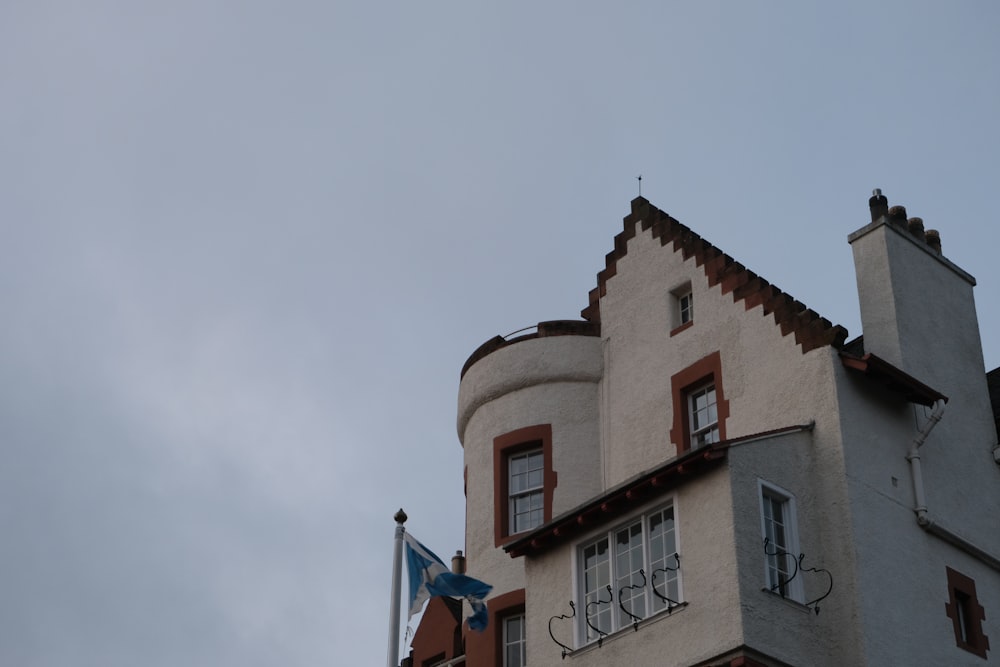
left=906, top=400, right=1000, bottom=572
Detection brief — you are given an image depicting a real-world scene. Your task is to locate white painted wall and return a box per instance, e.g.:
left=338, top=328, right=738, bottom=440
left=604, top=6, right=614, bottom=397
left=457, top=335, right=603, bottom=605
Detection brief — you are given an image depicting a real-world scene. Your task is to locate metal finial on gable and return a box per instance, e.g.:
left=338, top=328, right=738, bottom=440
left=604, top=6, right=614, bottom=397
left=637, top=174, right=642, bottom=197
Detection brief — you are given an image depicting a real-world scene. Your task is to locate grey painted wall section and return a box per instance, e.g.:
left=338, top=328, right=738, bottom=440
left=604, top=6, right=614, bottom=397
left=845, top=217, right=1000, bottom=665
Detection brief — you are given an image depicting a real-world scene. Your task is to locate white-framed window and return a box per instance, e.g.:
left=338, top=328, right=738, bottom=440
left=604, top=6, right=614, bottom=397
left=678, top=291, right=693, bottom=325
left=688, top=382, right=719, bottom=448
left=509, top=449, right=544, bottom=534
left=503, top=613, right=527, bottom=667
left=759, top=480, right=803, bottom=602
left=579, top=505, right=681, bottom=643
left=669, top=282, right=694, bottom=332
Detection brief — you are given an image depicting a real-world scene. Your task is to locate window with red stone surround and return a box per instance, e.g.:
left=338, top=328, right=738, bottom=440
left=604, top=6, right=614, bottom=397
left=493, top=425, right=556, bottom=547
left=669, top=282, right=694, bottom=337
left=464, top=589, right=525, bottom=667
left=945, top=566, right=990, bottom=659
left=669, top=351, right=729, bottom=454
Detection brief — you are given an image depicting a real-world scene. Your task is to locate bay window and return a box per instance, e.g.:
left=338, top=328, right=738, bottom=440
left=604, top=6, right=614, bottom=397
left=579, top=505, right=681, bottom=643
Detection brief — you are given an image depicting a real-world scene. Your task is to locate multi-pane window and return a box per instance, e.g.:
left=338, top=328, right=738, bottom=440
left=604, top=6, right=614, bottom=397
left=688, top=383, right=719, bottom=447
left=509, top=449, right=544, bottom=534
left=669, top=283, right=694, bottom=334
left=580, top=506, right=680, bottom=643
left=678, top=291, right=693, bottom=325
left=760, top=482, right=802, bottom=601
left=503, top=613, right=526, bottom=667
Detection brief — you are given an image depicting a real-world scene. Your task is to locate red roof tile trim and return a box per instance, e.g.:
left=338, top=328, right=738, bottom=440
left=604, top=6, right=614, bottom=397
left=581, top=197, right=849, bottom=354
left=503, top=442, right=726, bottom=558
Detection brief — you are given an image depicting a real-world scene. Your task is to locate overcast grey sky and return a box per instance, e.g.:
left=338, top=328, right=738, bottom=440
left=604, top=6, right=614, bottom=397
left=2, top=2, right=998, bottom=665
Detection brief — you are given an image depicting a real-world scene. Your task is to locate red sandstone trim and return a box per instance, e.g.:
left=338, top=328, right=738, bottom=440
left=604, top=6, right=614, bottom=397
left=505, top=442, right=728, bottom=558
left=582, top=197, right=849, bottom=354
left=493, top=425, right=556, bottom=548
left=504, top=423, right=812, bottom=558
left=670, top=320, right=694, bottom=337
left=945, top=566, right=990, bottom=659
left=669, top=351, right=730, bottom=454
left=408, top=597, right=463, bottom=666
left=464, top=589, right=525, bottom=667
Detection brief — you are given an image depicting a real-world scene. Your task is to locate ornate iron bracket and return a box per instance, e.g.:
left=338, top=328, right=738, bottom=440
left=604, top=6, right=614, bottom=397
left=584, top=585, right=613, bottom=647
left=763, top=538, right=833, bottom=614
left=650, top=553, right=682, bottom=612
left=547, top=601, right=575, bottom=659
left=798, top=552, right=833, bottom=614
left=617, top=569, right=646, bottom=631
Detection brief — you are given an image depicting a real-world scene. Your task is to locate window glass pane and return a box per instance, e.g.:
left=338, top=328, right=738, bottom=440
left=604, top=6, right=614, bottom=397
left=582, top=537, right=611, bottom=640
left=509, top=448, right=544, bottom=534
left=762, top=490, right=793, bottom=596
left=615, top=522, right=646, bottom=627
left=512, top=490, right=544, bottom=533
left=647, top=507, right=678, bottom=611
left=503, top=614, right=526, bottom=667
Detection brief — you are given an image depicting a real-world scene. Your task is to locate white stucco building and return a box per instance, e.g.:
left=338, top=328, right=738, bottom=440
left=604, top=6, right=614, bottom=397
left=404, top=192, right=1000, bottom=667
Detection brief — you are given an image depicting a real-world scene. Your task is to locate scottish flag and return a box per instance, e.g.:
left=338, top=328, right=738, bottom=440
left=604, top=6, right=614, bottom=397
left=404, top=532, right=492, bottom=631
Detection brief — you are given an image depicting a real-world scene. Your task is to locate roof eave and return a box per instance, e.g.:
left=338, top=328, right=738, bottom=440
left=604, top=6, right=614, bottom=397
left=840, top=352, right=948, bottom=407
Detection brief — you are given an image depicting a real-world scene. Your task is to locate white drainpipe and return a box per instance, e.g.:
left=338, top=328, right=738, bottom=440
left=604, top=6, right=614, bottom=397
left=906, top=400, right=945, bottom=526
left=906, top=399, right=1000, bottom=572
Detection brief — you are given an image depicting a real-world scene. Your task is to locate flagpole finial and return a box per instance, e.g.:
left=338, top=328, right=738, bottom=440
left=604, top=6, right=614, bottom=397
left=394, top=508, right=408, bottom=524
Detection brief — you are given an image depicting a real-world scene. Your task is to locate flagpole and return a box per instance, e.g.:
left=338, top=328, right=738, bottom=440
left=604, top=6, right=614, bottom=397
left=387, top=508, right=407, bottom=667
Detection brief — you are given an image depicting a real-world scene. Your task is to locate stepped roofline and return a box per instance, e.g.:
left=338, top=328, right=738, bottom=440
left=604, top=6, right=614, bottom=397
left=582, top=197, right=849, bottom=354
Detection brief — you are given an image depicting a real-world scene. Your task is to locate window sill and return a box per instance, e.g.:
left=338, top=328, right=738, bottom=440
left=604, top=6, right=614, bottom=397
left=670, top=320, right=694, bottom=337
left=760, top=588, right=811, bottom=613
left=568, top=602, right=689, bottom=658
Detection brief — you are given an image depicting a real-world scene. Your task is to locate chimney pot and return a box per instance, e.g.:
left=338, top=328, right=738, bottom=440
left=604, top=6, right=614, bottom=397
left=888, top=205, right=908, bottom=227
left=925, top=229, right=942, bottom=254
left=869, top=189, right=889, bottom=222
left=907, top=217, right=926, bottom=241
left=451, top=550, right=466, bottom=575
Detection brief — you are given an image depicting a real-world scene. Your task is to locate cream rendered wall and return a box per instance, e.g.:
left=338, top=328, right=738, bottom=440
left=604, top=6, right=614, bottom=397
left=597, top=218, right=844, bottom=480
left=556, top=219, right=868, bottom=664
left=523, top=468, right=744, bottom=667
left=457, top=336, right=603, bottom=604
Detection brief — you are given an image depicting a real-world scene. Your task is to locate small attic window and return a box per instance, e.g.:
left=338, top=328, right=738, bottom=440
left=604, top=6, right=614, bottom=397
left=670, top=282, right=693, bottom=336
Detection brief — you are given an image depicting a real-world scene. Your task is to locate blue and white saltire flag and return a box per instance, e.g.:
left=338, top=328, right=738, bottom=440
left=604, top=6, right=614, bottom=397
left=404, top=532, right=492, bottom=631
